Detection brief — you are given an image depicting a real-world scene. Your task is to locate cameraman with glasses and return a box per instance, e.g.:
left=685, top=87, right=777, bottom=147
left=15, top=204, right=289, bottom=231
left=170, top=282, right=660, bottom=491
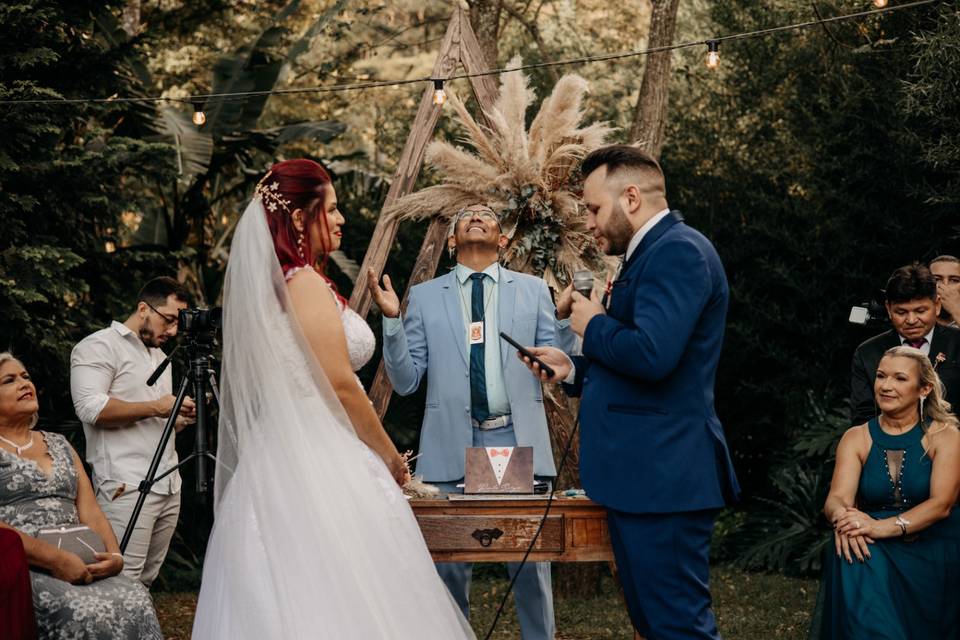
left=69, top=277, right=195, bottom=587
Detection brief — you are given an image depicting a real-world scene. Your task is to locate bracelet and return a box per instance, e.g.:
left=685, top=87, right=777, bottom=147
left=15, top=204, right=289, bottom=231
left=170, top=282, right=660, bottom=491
left=895, top=515, right=910, bottom=537
left=110, top=552, right=124, bottom=560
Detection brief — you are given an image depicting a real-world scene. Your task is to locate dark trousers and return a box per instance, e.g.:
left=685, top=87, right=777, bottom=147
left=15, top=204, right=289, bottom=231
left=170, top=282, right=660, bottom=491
left=607, top=508, right=721, bottom=640
left=0, top=528, right=38, bottom=640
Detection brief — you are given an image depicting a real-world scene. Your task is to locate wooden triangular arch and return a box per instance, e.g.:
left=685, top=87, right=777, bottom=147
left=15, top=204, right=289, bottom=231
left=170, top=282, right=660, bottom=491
left=349, top=7, right=499, bottom=419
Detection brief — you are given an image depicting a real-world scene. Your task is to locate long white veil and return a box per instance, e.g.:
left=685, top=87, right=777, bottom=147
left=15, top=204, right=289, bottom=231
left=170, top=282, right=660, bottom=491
left=194, top=198, right=474, bottom=639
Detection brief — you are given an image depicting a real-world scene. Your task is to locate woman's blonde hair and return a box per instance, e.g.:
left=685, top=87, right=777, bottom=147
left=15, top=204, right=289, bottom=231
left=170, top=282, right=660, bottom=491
left=0, top=351, right=39, bottom=428
left=882, top=345, right=960, bottom=433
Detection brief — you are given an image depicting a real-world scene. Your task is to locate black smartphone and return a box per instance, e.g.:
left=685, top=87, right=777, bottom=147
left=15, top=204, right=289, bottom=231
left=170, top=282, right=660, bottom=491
left=499, top=332, right=556, bottom=379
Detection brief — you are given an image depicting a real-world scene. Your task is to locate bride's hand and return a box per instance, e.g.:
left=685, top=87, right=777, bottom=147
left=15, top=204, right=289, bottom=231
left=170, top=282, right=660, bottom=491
left=385, top=452, right=411, bottom=487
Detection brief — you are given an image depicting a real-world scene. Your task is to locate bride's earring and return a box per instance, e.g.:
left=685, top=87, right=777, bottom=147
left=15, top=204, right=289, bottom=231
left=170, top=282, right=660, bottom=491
left=920, top=395, right=926, bottom=423
left=292, top=210, right=306, bottom=262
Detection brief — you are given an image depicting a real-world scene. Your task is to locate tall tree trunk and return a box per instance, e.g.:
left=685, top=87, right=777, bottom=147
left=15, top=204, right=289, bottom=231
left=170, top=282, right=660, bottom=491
left=468, top=0, right=502, bottom=69
left=629, top=0, right=681, bottom=159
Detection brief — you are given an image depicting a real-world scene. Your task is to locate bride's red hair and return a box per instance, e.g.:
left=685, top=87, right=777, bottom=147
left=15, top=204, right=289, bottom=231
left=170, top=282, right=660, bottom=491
left=261, top=159, right=345, bottom=304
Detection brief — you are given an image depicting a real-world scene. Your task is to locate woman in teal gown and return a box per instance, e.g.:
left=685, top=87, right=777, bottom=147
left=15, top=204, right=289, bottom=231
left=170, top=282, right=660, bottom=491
left=813, top=346, right=960, bottom=639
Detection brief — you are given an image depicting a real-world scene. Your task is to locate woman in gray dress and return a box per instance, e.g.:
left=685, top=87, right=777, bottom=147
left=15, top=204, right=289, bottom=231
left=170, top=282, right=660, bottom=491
left=0, top=352, right=162, bottom=640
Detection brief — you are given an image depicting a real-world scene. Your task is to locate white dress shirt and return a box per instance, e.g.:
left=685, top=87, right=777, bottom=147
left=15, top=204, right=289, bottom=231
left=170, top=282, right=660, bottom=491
left=70, top=321, right=181, bottom=495
left=624, top=208, right=672, bottom=263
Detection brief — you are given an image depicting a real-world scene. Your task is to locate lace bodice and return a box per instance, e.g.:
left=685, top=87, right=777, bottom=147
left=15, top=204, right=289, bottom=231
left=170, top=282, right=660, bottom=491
left=341, top=305, right=376, bottom=372
left=284, top=267, right=375, bottom=372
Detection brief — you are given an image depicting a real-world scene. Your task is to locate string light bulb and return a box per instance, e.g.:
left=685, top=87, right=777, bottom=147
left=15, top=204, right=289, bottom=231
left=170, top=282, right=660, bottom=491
left=432, top=79, right=446, bottom=106
left=192, top=102, right=206, bottom=126
left=873, top=0, right=888, bottom=7
left=705, top=40, right=721, bottom=69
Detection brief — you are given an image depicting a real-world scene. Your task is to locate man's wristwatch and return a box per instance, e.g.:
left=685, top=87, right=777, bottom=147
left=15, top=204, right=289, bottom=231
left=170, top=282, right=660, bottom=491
left=895, top=514, right=910, bottom=537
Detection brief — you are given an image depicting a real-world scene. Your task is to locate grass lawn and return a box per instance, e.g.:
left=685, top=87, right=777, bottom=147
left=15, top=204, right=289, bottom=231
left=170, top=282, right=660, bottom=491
left=154, top=565, right=817, bottom=639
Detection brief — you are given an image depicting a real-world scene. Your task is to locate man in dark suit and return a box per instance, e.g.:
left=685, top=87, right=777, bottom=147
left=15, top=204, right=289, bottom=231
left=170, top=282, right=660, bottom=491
left=851, top=264, right=960, bottom=424
left=520, top=145, right=740, bottom=640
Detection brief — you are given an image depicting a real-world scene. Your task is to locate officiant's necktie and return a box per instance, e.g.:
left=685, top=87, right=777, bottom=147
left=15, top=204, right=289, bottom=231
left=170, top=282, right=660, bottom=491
left=906, top=337, right=927, bottom=349
left=469, top=272, right=490, bottom=422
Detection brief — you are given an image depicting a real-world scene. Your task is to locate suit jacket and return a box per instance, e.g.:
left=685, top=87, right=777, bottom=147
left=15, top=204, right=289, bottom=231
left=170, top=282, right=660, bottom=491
left=850, top=324, right=960, bottom=425
left=565, top=211, right=740, bottom=514
left=383, top=267, right=574, bottom=481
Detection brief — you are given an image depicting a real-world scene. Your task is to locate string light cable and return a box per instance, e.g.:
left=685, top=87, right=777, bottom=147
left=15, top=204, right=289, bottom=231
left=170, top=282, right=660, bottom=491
left=0, top=0, right=939, bottom=112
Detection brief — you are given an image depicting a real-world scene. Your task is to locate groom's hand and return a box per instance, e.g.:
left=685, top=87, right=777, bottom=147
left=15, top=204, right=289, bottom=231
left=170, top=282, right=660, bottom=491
left=367, top=268, right=400, bottom=318
left=517, top=346, right=572, bottom=383
left=569, top=290, right=604, bottom=337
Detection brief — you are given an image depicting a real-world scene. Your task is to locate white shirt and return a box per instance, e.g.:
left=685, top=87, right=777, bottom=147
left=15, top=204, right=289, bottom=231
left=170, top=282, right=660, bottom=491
left=624, top=208, right=672, bottom=263
left=70, top=321, right=181, bottom=494
left=898, top=327, right=935, bottom=357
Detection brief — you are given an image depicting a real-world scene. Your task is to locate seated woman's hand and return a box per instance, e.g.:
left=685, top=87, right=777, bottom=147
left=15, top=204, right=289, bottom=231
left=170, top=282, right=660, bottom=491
left=52, top=550, right=93, bottom=585
left=834, top=528, right=873, bottom=564
left=834, top=507, right=880, bottom=539
left=87, top=552, right=123, bottom=580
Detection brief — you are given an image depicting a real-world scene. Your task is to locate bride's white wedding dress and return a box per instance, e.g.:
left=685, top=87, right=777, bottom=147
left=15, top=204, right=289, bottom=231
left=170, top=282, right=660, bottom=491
left=191, top=200, right=474, bottom=639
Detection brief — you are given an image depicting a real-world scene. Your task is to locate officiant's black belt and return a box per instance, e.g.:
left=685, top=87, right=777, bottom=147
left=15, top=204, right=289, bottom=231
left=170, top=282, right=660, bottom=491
left=472, top=414, right=512, bottom=430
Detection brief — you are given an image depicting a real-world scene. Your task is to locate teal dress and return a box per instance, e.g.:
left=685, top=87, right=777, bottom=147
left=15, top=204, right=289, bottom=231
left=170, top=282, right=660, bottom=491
left=812, top=418, right=960, bottom=639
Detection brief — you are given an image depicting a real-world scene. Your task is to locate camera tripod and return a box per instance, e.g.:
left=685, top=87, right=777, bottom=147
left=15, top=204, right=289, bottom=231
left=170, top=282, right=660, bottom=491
left=119, top=346, right=220, bottom=554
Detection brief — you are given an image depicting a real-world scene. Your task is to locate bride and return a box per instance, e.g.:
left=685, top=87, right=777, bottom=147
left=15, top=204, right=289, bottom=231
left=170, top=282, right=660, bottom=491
left=192, top=159, right=474, bottom=639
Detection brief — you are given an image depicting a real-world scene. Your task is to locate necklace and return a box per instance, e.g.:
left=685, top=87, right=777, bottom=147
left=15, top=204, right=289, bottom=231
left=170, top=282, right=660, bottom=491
left=0, top=432, right=34, bottom=456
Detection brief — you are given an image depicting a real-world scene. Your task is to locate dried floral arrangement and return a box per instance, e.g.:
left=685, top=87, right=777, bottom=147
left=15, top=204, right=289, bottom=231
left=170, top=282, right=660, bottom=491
left=385, top=56, right=616, bottom=288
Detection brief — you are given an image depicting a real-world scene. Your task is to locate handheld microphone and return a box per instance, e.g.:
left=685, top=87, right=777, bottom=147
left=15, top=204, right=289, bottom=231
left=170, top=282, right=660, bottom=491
left=146, top=346, right=179, bottom=387
left=572, top=270, right=594, bottom=299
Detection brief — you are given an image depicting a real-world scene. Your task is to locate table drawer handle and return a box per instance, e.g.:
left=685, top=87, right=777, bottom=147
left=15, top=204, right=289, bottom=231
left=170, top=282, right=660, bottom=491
left=471, top=528, right=504, bottom=547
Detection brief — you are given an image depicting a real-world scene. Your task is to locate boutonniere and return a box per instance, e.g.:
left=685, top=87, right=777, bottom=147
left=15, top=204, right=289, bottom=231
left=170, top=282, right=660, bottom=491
left=934, top=352, right=947, bottom=369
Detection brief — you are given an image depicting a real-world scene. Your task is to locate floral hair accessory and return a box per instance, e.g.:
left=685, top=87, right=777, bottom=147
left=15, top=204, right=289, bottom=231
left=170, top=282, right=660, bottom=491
left=255, top=171, right=292, bottom=214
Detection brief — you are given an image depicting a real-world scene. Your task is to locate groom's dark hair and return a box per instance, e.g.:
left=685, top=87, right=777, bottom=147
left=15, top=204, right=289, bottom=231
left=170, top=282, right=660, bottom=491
left=581, top=145, right=664, bottom=183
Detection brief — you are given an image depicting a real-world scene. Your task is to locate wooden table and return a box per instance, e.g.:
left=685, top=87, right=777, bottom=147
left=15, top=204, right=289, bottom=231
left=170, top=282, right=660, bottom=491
left=409, top=495, right=613, bottom=563
left=410, top=495, right=643, bottom=639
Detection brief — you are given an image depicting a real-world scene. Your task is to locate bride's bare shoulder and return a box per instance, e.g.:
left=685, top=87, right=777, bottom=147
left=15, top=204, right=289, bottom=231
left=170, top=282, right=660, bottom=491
left=286, top=268, right=334, bottom=305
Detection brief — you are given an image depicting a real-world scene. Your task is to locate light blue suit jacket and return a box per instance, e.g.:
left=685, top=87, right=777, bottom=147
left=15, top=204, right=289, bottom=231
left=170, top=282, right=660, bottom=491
left=383, top=268, right=572, bottom=481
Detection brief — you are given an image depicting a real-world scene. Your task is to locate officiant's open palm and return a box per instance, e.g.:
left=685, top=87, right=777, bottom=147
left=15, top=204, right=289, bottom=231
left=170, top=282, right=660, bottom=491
left=367, top=268, right=400, bottom=318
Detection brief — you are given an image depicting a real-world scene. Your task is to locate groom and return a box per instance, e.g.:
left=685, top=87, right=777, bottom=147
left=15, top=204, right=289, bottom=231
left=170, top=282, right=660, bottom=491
left=520, top=145, right=740, bottom=639
left=368, top=204, right=572, bottom=640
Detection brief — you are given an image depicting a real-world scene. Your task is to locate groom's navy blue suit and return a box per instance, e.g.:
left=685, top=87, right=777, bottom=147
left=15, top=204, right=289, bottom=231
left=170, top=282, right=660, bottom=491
left=565, top=211, right=740, bottom=639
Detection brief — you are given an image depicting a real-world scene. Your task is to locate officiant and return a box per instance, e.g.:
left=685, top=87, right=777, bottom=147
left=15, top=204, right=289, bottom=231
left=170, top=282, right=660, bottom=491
left=368, top=203, right=574, bottom=640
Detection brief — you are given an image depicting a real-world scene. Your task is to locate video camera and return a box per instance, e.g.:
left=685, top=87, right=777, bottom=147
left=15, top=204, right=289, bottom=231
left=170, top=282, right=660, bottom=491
left=849, top=291, right=888, bottom=328
left=178, top=307, right=222, bottom=337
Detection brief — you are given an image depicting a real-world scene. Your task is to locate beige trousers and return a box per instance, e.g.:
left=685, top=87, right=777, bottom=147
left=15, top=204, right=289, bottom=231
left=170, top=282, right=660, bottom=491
left=96, top=480, right=180, bottom=588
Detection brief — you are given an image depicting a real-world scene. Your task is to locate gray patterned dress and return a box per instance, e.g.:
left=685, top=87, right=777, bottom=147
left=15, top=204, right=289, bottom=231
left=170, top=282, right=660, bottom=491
left=0, top=431, right=162, bottom=640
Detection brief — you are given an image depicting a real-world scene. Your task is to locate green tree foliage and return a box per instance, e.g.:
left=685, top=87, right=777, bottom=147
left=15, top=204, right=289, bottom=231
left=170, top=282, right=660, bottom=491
left=667, top=0, right=957, bottom=492
left=0, top=0, right=178, bottom=421
left=900, top=2, right=960, bottom=207
left=663, top=1, right=958, bottom=572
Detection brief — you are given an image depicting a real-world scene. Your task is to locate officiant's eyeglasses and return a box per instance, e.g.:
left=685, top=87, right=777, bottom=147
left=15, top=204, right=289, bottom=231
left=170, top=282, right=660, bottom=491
left=454, top=208, right=499, bottom=223
left=145, top=302, right=179, bottom=328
